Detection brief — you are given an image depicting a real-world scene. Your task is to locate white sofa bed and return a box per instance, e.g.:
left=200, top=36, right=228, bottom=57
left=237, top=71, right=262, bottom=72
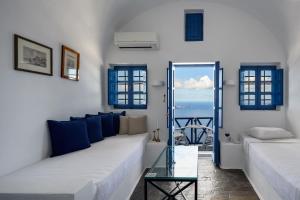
left=0, top=133, right=149, bottom=200
left=243, top=135, right=300, bottom=200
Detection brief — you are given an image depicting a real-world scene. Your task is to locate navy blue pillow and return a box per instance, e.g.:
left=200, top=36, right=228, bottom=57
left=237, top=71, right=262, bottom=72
left=99, top=111, right=126, bottom=135
left=87, top=114, right=114, bottom=137
left=98, top=111, right=126, bottom=116
left=47, top=120, right=91, bottom=157
left=70, top=116, right=103, bottom=143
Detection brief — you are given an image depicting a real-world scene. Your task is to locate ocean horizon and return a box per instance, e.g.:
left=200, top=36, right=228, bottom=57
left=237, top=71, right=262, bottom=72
left=175, top=101, right=213, bottom=118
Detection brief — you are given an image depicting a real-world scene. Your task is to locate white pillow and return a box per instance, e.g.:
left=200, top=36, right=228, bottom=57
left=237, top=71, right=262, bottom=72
left=246, top=127, right=293, bottom=140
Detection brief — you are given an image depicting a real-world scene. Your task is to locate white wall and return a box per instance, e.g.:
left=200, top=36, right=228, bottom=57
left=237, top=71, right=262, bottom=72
left=106, top=1, right=287, bottom=142
left=285, top=1, right=300, bottom=137
left=0, top=0, right=105, bottom=176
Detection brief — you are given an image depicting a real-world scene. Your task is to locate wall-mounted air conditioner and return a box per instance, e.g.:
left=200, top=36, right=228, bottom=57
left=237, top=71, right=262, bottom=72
left=114, top=32, right=159, bottom=50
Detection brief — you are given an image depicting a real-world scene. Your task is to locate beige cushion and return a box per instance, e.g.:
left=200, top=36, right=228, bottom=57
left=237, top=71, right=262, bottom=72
left=128, top=115, right=147, bottom=135
left=119, top=116, right=129, bottom=134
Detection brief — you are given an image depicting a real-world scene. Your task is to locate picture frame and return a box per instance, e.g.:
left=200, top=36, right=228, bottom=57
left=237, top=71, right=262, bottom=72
left=61, top=45, right=80, bottom=81
left=14, top=34, right=53, bottom=76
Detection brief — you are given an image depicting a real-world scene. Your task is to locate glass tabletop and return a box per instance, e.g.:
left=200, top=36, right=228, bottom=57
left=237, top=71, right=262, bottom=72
left=145, top=146, right=198, bottom=181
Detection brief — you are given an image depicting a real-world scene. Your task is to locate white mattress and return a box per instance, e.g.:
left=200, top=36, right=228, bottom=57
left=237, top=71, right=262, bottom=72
left=0, top=133, right=149, bottom=200
left=242, top=135, right=299, bottom=156
left=243, top=136, right=300, bottom=200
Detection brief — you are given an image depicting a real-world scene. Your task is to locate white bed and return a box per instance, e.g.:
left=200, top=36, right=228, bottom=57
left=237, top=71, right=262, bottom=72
left=242, top=135, right=300, bottom=200
left=0, top=133, right=149, bottom=200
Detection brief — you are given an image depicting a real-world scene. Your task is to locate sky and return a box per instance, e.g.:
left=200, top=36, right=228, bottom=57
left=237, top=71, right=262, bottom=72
left=174, top=66, right=214, bottom=103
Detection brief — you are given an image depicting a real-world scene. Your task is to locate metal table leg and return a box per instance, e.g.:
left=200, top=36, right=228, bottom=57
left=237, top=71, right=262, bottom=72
left=144, top=179, right=148, bottom=200
left=145, top=180, right=195, bottom=200
left=194, top=180, right=198, bottom=200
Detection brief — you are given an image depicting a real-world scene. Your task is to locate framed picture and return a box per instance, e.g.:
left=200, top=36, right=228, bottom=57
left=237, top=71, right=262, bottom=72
left=61, top=45, right=80, bottom=81
left=14, top=34, right=53, bottom=76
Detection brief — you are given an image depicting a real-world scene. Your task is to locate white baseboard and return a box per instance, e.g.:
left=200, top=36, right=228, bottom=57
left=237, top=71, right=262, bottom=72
left=243, top=163, right=282, bottom=200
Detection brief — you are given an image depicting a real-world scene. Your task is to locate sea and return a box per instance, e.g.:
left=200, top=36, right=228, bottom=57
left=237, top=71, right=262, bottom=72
left=175, top=101, right=213, bottom=118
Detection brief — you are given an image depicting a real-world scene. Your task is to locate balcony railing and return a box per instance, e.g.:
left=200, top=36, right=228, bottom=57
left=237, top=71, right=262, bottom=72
left=174, top=117, right=213, bottom=145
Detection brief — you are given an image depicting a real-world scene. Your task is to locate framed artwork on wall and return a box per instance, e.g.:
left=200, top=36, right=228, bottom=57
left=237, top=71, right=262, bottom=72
left=61, top=45, right=80, bottom=81
left=14, top=34, right=53, bottom=76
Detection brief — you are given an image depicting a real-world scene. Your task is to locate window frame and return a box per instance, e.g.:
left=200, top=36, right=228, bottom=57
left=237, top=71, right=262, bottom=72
left=219, top=68, right=224, bottom=128
left=239, top=65, right=282, bottom=110
left=109, top=65, right=148, bottom=110
left=184, top=10, right=204, bottom=42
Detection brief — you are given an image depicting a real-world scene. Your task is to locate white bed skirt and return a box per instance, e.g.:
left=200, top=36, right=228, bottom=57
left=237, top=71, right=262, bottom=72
left=243, top=161, right=282, bottom=200
left=242, top=135, right=292, bottom=200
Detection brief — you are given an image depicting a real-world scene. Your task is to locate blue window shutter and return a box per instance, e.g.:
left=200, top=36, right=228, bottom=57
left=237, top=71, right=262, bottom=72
left=239, top=69, right=242, bottom=106
left=219, top=68, right=223, bottom=128
left=273, top=69, right=284, bottom=106
left=108, top=69, right=117, bottom=105
left=185, top=13, right=203, bottom=41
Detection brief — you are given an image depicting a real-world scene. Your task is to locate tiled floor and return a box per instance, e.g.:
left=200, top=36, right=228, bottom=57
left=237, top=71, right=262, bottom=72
left=130, top=157, right=259, bottom=200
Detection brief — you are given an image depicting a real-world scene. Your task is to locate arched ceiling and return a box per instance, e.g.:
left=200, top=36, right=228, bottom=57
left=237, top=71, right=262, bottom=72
left=97, top=0, right=299, bottom=57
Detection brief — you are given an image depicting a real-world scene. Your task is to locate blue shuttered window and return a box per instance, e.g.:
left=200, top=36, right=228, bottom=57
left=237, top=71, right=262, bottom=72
left=108, top=65, right=147, bottom=109
left=239, top=65, right=284, bottom=110
left=185, top=11, right=204, bottom=41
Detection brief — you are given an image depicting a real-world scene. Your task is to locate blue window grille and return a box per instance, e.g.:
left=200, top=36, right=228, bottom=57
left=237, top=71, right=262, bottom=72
left=185, top=11, right=204, bottom=41
left=239, top=65, right=283, bottom=110
left=108, top=65, right=147, bottom=109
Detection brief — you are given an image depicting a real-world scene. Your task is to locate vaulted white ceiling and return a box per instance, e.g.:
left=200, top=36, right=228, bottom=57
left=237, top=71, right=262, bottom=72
left=96, top=0, right=299, bottom=58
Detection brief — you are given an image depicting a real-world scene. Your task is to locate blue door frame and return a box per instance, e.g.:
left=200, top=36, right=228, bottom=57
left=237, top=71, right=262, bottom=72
left=167, top=61, right=175, bottom=146
left=213, top=61, right=221, bottom=166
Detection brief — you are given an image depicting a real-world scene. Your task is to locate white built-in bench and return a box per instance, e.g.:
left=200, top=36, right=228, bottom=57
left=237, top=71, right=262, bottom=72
left=0, top=133, right=149, bottom=200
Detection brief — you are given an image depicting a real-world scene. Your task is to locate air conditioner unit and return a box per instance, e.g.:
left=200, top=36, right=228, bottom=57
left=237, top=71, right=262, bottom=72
left=114, top=32, right=159, bottom=50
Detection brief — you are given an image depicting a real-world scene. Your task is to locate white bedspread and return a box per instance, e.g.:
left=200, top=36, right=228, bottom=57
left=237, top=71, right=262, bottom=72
left=0, top=133, right=149, bottom=200
left=243, top=136, right=300, bottom=200
left=242, top=135, right=299, bottom=156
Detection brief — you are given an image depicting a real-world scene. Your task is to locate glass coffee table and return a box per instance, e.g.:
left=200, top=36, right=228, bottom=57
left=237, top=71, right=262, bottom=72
left=144, top=146, right=198, bottom=200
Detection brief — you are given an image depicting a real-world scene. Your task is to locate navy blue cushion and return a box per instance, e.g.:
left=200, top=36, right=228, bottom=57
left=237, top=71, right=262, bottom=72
left=86, top=114, right=114, bottom=137
left=98, top=111, right=126, bottom=135
left=98, top=111, right=126, bottom=116
left=70, top=116, right=103, bottom=143
left=47, top=120, right=91, bottom=157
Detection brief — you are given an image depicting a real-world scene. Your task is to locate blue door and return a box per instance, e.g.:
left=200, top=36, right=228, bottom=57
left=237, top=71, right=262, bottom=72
left=213, top=61, right=222, bottom=166
left=167, top=61, right=175, bottom=146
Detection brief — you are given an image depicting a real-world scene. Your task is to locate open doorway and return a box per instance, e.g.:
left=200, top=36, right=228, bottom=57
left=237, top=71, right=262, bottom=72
left=167, top=62, right=223, bottom=166
left=174, top=64, right=214, bottom=153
